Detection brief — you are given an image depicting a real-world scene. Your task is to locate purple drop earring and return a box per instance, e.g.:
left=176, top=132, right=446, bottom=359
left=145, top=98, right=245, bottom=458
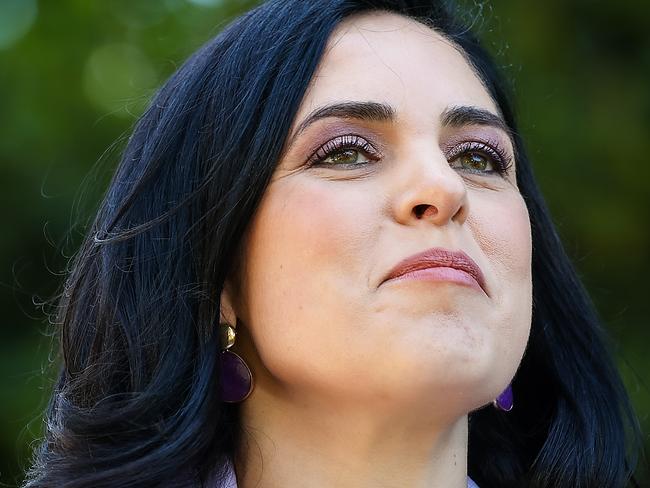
left=493, top=383, right=514, bottom=411
left=218, top=322, right=253, bottom=403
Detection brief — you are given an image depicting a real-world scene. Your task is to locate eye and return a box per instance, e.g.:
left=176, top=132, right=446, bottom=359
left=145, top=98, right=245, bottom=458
left=458, top=152, right=494, bottom=172
left=448, top=140, right=513, bottom=176
left=322, top=148, right=370, bottom=166
left=307, top=134, right=380, bottom=168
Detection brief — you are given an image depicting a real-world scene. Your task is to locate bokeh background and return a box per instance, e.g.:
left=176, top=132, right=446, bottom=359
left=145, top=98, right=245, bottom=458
left=1, top=0, right=648, bottom=485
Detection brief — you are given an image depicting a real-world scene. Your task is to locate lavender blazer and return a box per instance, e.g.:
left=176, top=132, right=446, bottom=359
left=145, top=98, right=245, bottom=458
left=215, top=460, right=480, bottom=487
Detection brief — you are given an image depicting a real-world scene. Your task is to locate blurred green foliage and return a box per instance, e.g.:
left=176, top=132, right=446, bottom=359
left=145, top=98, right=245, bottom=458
left=1, top=0, right=647, bottom=485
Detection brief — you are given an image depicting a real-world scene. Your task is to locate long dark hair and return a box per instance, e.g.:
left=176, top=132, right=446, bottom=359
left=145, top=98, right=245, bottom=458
left=24, top=1, right=641, bottom=487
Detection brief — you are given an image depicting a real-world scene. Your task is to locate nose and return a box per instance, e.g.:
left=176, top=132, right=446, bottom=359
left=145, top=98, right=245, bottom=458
left=391, top=144, right=469, bottom=227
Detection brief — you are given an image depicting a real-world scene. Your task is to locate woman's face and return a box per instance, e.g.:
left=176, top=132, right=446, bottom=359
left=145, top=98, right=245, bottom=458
left=224, top=11, right=532, bottom=416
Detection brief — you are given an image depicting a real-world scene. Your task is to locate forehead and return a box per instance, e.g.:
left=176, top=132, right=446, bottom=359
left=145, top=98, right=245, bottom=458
left=295, top=11, right=499, bottom=124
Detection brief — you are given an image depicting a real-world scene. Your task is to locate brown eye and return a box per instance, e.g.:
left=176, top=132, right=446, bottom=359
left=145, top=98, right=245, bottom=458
left=323, top=149, right=368, bottom=165
left=307, top=134, right=379, bottom=168
left=446, top=140, right=512, bottom=176
left=458, top=152, right=493, bottom=172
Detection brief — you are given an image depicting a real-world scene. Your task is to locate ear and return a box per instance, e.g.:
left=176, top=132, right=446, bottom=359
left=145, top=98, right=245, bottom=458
left=219, top=279, right=239, bottom=327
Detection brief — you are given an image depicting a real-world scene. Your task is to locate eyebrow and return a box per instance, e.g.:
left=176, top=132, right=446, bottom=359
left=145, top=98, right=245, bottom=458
left=289, top=101, right=512, bottom=144
left=440, top=105, right=511, bottom=136
left=292, top=101, right=396, bottom=137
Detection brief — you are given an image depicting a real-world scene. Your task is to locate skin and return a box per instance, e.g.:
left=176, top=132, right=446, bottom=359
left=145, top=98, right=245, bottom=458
left=220, top=11, right=533, bottom=488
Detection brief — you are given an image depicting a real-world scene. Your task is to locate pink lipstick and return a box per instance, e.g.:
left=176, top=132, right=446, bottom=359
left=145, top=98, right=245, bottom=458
left=382, top=247, right=486, bottom=294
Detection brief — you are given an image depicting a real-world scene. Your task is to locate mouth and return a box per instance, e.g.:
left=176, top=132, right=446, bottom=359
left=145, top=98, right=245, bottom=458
left=381, top=247, right=487, bottom=295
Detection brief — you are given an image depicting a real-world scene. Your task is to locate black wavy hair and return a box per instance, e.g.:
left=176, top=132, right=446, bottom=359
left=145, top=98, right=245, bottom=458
left=24, top=1, right=641, bottom=487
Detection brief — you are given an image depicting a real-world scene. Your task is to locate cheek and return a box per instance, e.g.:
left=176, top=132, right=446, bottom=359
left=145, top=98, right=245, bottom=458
left=471, top=192, right=532, bottom=283
left=237, top=176, right=377, bottom=384
left=469, top=190, right=533, bottom=364
left=247, top=176, right=375, bottom=283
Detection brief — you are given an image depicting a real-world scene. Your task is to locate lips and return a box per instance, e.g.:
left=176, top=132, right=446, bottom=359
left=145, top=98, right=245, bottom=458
left=382, top=247, right=486, bottom=293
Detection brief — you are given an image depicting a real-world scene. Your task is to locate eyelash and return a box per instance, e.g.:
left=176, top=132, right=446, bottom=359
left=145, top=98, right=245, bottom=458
left=306, top=134, right=381, bottom=167
left=447, top=139, right=514, bottom=176
left=307, top=134, right=513, bottom=176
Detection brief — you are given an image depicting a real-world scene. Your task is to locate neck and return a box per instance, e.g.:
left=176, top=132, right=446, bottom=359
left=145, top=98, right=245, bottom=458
left=235, top=387, right=470, bottom=488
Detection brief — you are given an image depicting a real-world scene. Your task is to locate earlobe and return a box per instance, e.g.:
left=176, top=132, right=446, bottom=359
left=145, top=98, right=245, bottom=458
left=219, top=279, right=239, bottom=327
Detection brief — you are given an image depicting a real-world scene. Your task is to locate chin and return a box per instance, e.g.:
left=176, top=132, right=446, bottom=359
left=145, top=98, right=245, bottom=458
left=372, top=343, right=510, bottom=409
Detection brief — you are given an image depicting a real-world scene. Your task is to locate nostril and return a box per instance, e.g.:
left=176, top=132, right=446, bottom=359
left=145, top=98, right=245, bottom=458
left=414, top=204, right=437, bottom=219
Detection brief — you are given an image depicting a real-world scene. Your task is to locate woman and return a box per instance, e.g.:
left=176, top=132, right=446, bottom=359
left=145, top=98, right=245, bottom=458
left=24, top=1, right=641, bottom=487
